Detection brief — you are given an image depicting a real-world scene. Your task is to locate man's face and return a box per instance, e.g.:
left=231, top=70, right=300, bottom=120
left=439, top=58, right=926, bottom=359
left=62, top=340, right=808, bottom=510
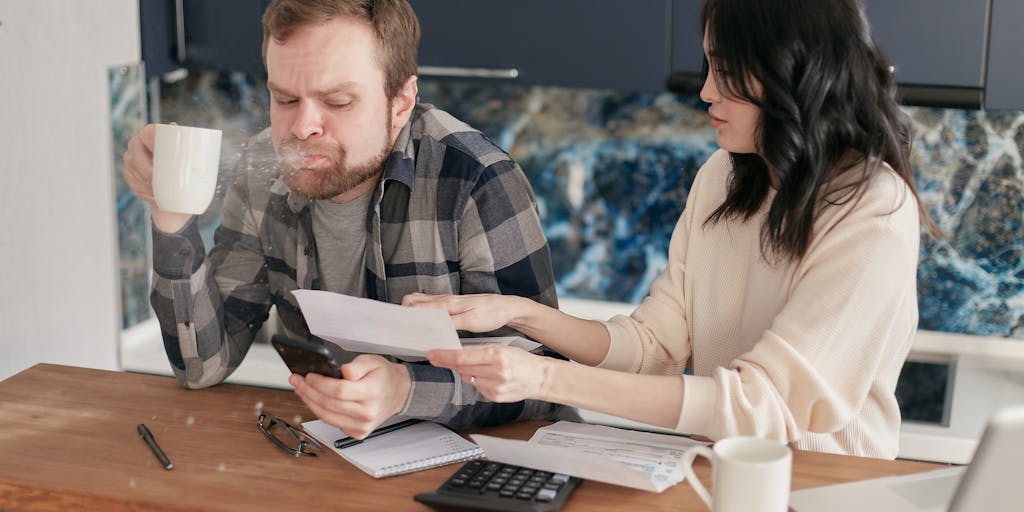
left=266, top=16, right=395, bottom=201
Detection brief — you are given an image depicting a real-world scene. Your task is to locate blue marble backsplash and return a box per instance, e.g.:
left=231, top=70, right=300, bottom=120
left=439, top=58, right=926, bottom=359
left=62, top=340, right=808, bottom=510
left=115, top=71, right=1024, bottom=424
left=112, top=72, right=1024, bottom=346
left=109, top=64, right=148, bottom=327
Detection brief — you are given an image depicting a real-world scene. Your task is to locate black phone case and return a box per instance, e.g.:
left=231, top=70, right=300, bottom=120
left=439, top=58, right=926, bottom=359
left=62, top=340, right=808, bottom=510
left=270, top=334, right=343, bottom=379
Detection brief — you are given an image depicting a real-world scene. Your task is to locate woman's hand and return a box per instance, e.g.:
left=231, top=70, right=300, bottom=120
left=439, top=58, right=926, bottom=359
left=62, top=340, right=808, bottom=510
left=426, top=345, right=554, bottom=403
left=123, top=123, right=192, bottom=233
left=407, top=292, right=613, bottom=367
left=403, top=293, right=525, bottom=333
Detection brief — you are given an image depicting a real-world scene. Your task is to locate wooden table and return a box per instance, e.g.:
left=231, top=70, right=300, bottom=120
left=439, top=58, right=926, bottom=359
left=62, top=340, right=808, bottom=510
left=0, top=364, right=941, bottom=511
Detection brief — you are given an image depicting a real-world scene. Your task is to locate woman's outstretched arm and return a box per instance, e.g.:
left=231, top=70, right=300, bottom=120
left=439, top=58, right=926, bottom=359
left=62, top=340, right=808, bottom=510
left=403, top=292, right=613, bottom=366
left=426, top=345, right=684, bottom=428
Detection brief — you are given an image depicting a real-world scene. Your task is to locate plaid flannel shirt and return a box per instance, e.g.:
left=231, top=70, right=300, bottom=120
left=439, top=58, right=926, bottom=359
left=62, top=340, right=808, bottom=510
left=151, top=104, right=568, bottom=428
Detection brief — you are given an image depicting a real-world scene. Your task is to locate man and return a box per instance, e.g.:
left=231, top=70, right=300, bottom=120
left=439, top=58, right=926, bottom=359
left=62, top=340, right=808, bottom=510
left=122, top=0, right=562, bottom=439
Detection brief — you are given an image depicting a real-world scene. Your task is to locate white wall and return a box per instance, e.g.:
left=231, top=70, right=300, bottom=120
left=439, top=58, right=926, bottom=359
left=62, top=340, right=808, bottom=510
left=0, top=0, right=140, bottom=380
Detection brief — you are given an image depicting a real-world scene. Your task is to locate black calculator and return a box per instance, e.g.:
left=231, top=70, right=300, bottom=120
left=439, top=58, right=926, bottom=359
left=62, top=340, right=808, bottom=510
left=414, top=459, right=581, bottom=512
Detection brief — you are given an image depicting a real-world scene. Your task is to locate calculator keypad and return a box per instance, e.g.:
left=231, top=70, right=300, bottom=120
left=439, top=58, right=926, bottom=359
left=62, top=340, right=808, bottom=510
left=415, top=460, right=581, bottom=512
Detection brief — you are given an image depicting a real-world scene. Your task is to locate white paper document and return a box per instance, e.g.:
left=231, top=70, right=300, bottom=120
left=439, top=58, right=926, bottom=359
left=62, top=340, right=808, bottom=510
left=292, top=290, right=546, bottom=358
left=470, top=421, right=708, bottom=492
left=292, top=290, right=461, bottom=358
left=459, top=336, right=542, bottom=352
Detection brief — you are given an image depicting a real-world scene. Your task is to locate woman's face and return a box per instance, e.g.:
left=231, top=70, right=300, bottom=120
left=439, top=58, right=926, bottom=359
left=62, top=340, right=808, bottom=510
left=700, top=37, right=762, bottom=154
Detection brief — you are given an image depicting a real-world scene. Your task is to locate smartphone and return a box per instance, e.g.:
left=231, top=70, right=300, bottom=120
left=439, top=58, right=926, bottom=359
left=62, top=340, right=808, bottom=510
left=270, top=334, right=343, bottom=379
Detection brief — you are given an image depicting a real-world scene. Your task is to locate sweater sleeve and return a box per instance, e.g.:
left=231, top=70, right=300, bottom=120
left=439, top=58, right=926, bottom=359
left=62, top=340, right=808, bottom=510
left=596, top=152, right=727, bottom=375
left=677, top=172, right=921, bottom=446
left=599, top=208, right=694, bottom=375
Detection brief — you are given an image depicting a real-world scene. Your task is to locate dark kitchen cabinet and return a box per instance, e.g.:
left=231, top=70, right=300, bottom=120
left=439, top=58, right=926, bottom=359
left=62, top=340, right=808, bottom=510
left=863, top=0, right=989, bottom=108
left=139, top=0, right=178, bottom=78
left=179, top=0, right=268, bottom=74
left=870, top=0, right=1024, bottom=109
left=986, top=0, right=1024, bottom=110
left=140, top=0, right=269, bottom=78
left=143, top=0, right=673, bottom=91
left=140, top=0, right=1020, bottom=110
left=410, top=0, right=672, bottom=92
left=668, top=0, right=991, bottom=108
left=666, top=0, right=704, bottom=94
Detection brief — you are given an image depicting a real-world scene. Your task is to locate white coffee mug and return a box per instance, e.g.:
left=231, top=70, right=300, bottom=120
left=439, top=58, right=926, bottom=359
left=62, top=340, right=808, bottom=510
left=152, top=123, right=222, bottom=214
left=682, top=436, right=792, bottom=512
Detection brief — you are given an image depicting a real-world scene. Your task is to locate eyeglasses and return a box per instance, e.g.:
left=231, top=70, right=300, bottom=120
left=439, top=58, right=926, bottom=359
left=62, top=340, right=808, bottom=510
left=258, top=412, right=324, bottom=458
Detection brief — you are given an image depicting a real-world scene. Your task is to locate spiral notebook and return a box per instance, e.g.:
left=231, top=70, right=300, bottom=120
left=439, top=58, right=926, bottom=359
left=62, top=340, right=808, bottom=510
left=302, top=419, right=483, bottom=478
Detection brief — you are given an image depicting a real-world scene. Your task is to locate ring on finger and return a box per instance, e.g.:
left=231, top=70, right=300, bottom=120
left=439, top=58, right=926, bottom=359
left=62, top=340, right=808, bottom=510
left=470, top=376, right=477, bottom=385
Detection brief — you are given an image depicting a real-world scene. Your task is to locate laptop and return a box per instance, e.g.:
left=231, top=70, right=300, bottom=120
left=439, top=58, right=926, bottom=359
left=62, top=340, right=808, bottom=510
left=789, top=404, right=1024, bottom=512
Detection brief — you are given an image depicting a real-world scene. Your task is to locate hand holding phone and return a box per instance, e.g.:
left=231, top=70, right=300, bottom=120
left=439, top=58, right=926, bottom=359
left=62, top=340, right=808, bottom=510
left=271, top=334, right=343, bottom=379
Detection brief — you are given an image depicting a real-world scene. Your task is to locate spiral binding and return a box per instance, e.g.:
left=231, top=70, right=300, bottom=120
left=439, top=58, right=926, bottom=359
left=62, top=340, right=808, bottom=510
left=376, top=448, right=484, bottom=477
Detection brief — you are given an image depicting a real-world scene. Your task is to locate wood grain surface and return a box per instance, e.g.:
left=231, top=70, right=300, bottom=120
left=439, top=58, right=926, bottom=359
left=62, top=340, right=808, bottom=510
left=0, top=364, right=943, bottom=511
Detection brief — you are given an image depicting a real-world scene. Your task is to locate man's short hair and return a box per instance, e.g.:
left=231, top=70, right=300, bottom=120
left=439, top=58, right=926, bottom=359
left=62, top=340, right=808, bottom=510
left=262, top=0, right=420, bottom=99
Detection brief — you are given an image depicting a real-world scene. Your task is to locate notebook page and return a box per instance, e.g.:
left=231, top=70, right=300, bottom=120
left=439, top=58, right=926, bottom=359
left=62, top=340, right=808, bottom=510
left=302, top=420, right=482, bottom=478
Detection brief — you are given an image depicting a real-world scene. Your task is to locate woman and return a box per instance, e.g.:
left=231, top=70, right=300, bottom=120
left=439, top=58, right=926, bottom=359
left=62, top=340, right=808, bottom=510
left=404, top=0, right=933, bottom=459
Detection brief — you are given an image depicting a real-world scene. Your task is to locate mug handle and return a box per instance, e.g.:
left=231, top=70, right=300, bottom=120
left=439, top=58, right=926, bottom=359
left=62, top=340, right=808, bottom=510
left=682, top=445, right=715, bottom=509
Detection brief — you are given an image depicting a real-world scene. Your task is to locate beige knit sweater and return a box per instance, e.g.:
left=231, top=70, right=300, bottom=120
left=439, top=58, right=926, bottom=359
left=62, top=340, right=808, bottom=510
left=600, top=150, right=920, bottom=459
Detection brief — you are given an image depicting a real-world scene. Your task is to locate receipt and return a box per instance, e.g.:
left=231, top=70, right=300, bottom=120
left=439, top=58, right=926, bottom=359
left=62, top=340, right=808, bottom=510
left=471, top=421, right=707, bottom=492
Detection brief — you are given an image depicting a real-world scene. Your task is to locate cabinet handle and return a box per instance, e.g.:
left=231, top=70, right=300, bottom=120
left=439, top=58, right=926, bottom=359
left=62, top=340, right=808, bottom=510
left=417, top=66, right=520, bottom=79
left=174, top=0, right=186, bottom=63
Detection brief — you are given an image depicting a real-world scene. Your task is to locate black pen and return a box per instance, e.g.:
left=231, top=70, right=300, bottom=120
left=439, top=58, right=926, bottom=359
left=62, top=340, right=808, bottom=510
left=335, top=419, right=422, bottom=449
left=138, top=423, right=173, bottom=470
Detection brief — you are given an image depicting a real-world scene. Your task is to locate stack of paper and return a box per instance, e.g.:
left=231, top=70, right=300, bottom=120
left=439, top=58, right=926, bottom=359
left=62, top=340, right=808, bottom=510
left=471, top=421, right=708, bottom=492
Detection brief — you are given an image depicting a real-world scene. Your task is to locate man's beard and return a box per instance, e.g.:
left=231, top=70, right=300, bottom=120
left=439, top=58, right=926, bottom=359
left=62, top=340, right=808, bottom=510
left=278, top=104, right=394, bottom=200
left=278, top=139, right=389, bottom=200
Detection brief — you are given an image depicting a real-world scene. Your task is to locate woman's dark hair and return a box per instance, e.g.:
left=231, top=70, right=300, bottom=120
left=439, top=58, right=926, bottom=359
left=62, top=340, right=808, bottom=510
left=701, top=0, right=936, bottom=261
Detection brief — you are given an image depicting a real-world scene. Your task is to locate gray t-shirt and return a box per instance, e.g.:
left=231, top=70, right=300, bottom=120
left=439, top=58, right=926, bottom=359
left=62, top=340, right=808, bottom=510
left=312, top=191, right=372, bottom=297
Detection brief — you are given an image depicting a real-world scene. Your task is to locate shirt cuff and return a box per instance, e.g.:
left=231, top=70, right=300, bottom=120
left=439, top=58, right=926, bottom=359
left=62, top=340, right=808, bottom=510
left=151, top=217, right=204, bottom=279
left=596, top=316, right=642, bottom=372
left=676, top=374, right=716, bottom=435
left=398, top=363, right=456, bottom=418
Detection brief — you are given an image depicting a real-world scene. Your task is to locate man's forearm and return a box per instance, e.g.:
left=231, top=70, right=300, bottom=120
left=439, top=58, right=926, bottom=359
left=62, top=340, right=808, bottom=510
left=150, top=219, right=240, bottom=388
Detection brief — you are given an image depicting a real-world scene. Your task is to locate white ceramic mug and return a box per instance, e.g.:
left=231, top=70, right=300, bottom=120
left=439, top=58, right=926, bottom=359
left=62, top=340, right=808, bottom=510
left=152, top=124, right=222, bottom=214
left=682, top=436, right=792, bottom=512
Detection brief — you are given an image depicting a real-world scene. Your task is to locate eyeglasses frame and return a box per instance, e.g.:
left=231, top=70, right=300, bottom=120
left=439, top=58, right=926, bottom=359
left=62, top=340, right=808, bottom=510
left=257, top=412, right=325, bottom=458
